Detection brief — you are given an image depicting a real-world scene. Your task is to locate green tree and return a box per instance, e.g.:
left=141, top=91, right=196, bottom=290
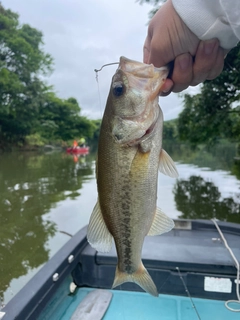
left=177, top=44, right=240, bottom=146
left=163, top=119, right=178, bottom=141
left=37, top=93, right=97, bottom=143
left=0, top=3, right=103, bottom=149
left=0, top=3, right=52, bottom=146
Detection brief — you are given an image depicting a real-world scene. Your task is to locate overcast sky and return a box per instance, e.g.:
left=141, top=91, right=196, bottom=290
left=4, top=0, right=193, bottom=121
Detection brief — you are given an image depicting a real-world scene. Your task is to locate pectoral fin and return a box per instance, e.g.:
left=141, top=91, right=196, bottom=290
left=159, top=149, right=179, bottom=178
left=87, top=200, right=113, bottom=252
left=148, top=207, right=174, bottom=236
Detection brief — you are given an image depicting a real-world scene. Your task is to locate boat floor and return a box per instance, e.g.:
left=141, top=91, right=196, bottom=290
left=38, top=286, right=240, bottom=320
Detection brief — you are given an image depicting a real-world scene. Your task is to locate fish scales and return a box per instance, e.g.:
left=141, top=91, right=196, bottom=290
left=87, top=56, right=178, bottom=296
left=98, top=133, right=155, bottom=273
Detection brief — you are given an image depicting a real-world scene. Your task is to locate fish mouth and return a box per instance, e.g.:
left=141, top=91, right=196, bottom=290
left=119, top=56, right=169, bottom=78
left=118, top=56, right=169, bottom=101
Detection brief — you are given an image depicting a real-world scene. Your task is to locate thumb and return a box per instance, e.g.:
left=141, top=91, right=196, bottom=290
left=143, top=35, right=172, bottom=67
left=143, top=36, right=151, bottom=64
left=143, top=35, right=173, bottom=68
left=143, top=21, right=175, bottom=67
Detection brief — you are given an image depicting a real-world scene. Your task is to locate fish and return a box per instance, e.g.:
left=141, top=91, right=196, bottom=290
left=87, top=56, right=178, bottom=296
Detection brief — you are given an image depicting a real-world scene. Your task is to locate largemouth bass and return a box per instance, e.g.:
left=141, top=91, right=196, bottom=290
left=87, top=56, right=178, bottom=296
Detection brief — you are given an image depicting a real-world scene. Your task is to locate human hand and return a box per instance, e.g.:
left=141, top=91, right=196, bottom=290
left=143, top=0, right=227, bottom=95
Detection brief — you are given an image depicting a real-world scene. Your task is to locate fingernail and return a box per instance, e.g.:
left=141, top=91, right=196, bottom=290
left=204, top=39, right=217, bottom=55
left=178, top=54, right=191, bottom=71
left=143, top=46, right=150, bottom=64
left=162, top=83, right=173, bottom=93
left=162, top=88, right=171, bottom=94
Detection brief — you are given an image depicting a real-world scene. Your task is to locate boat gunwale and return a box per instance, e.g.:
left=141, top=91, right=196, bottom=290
left=1, top=226, right=88, bottom=320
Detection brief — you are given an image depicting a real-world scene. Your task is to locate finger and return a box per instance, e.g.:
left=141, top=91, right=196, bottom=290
left=206, top=47, right=225, bottom=80
left=171, top=53, right=193, bottom=93
left=191, top=39, right=223, bottom=86
left=159, top=79, right=174, bottom=96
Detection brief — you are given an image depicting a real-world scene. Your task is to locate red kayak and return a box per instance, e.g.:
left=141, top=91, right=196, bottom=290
left=66, top=147, right=89, bottom=154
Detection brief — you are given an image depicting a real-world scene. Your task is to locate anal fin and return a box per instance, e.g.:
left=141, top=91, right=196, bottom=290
left=148, top=207, right=174, bottom=236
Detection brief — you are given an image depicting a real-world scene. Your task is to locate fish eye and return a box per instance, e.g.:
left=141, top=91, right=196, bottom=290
left=112, top=82, right=124, bottom=97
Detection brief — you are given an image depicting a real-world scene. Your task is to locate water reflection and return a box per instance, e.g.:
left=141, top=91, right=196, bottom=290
left=232, top=160, right=240, bottom=180
left=173, top=175, right=240, bottom=223
left=0, top=151, right=94, bottom=302
left=164, top=141, right=237, bottom=172
left=1, top=142, right=240, bottom=305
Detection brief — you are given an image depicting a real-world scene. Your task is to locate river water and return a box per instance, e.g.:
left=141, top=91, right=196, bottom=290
left=1, top=142, right=240, bottom=306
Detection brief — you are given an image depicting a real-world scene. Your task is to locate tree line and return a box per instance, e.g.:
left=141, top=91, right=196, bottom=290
left=0, top=3, right=100, bottom=150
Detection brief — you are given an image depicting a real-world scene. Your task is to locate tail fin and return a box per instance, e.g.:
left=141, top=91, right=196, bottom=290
left=112, top=262, right=158, bottom=297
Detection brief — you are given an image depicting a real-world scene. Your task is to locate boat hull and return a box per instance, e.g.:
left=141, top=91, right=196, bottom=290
left=66, top=147, right=89, bottom=154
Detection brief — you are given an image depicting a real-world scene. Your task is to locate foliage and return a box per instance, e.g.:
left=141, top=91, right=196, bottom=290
left=0, top=3, right=52, bottom=145
left=90, top=119, right=101, bottom=141
left=163, top=119, right=178, bottom=141
left=37, top=93, right=96, bottom=142
left=178, top=43, right=240, bottom=147
left=25, top=133, right=45, bottom=146
left=0, top=3, right=100, bottom=149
